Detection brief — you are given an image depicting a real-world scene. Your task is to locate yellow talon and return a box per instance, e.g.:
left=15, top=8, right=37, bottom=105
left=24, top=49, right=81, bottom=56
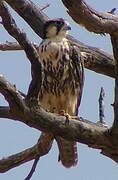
left=64, top=113, right=71, bottom=119
left=59, top=110, right=71, bottom=124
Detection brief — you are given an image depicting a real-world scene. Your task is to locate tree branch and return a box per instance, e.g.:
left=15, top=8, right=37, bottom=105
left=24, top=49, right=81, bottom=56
left=110, top=35, right=118, bottom=137
left=0, top=75, right=27, bottom=113
left=0, top=106, right=15, bottom=119
left=0, top=40, right=115, bottom=78
left=0, top=3, right=37, bottom=63
left=0, top=2, right=43, bottom=100
left=24, top=157, right=40, bottom=180
left=98, top=87, right=105, bottom=124
left=5, top=0, right=48, bottom=38
left=61, top=0, right=118, bottom=35
left=0, top=72, right=118, bottom=166
left=0, top=133, right=53, bottom=173
left=0, top=0, right=118, bottom=171
left=0, top=74, right=105, bottom=140
left=3, top=0, right=115, bottom=78
left=0, top=42, right=22, bottom=51
left=68, top=35, right=115, bottom=78
left=0, top=42, right=39, bottom=51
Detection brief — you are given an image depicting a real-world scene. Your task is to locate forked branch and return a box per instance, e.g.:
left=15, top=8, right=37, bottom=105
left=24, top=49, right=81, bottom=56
left=61, top=0, right=118, bottom=35
left=0, top=0, right=117, bottom=176
left=0, top=74, right=118, bottom=168
left=0, top=133, right=53, bottom=173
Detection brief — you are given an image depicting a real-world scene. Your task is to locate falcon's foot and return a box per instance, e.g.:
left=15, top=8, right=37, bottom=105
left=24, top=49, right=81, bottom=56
left=59, top=110, right=79, bottom=125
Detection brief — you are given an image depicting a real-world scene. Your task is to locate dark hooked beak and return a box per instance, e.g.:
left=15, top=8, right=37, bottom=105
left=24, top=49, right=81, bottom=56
left=63, top=24, right=71, bottom=30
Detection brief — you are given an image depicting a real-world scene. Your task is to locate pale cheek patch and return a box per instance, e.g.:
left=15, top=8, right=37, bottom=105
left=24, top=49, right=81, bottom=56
left=47, top=26, right=57, bottom=38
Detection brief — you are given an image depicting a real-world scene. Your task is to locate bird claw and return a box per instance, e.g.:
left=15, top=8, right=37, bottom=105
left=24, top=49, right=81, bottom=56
left=59, top=110, right=70, bottom=125
left=59, top=110, right=81, bottom=125
left=65, top=114, right=70, bottom=125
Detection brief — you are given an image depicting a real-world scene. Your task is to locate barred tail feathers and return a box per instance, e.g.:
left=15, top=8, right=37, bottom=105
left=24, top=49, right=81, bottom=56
left=56, top=136, right=78, bottom=168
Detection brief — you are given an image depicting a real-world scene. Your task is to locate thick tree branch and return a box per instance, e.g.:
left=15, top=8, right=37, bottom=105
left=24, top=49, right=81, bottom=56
left=0, top=75, right=105, bottom=142
left=0, top=73, right=117, bottom=166
left=0, top=0, right=117, bottom=171
left=61, top=0, right=118, bottom=35
left=110, top=36, right=118, bottom=136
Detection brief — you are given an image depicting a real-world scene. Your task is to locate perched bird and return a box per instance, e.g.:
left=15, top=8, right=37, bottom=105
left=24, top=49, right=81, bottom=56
left=38, top=18, right=84, bottom=168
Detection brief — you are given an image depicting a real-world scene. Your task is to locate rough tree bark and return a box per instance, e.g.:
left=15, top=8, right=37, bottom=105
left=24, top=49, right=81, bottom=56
left=0, top=0, right=117, bottom=178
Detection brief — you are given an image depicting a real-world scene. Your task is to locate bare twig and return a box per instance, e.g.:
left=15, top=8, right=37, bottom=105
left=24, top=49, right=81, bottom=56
left=24, top=157, right=40, bottom=180
left=40, top=4, right=50, bottom=11
left=108, top=8, right=117, bottom=14
left=18, top=90, right=26, bottom=98
left=13, top=84, right=26, bottom=98
left=0, top=42, right=22, bottom=50
left=0, top=42, right=39, bottom=51
left=24, top=132, right=53, bottom=180
left=98, top=87, right=105, bottom=124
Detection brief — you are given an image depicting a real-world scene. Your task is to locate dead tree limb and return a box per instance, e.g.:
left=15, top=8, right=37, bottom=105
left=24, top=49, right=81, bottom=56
left=61, top=0, right=118, bottom=35
left=60, top=0, right=118, bottom=149
left=68, top=35, right=115, bottom=78
left=0, top=42, right=22, bottom=50
left=0, top=132, right=53, bottom=173
left=0, top=74, right=118, bottom=168
left=110, top=36, right=118, bottom=137
left=0, top=0, right=117, bottom=174
left=98, top=87, right=105, bottom=124
left=5, top=0, right=48, bottom=37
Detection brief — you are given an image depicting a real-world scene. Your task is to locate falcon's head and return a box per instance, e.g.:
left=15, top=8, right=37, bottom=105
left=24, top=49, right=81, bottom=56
left=43, top=18, right=71, bottom=39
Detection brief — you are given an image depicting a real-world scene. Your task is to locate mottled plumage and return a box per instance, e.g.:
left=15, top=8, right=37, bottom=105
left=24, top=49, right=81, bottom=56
left=38, top=18, right=84, bottom=167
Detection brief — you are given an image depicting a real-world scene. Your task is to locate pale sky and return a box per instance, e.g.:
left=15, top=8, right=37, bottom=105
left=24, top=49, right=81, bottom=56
left=0, top=0, right=117, bottom=180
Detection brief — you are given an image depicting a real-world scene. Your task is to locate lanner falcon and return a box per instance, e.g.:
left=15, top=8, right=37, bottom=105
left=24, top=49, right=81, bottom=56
left=38, top=18, right=84, bottom=168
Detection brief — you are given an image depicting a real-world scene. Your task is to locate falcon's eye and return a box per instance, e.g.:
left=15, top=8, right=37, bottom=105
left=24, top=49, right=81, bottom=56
left=55, top=21, right=65, bottom=33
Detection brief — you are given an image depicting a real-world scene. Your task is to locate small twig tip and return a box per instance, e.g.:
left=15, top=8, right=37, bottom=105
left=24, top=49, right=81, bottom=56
left=108, top=8, right=117, bottom=14
left=40, top=4, right=50, bottom=11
